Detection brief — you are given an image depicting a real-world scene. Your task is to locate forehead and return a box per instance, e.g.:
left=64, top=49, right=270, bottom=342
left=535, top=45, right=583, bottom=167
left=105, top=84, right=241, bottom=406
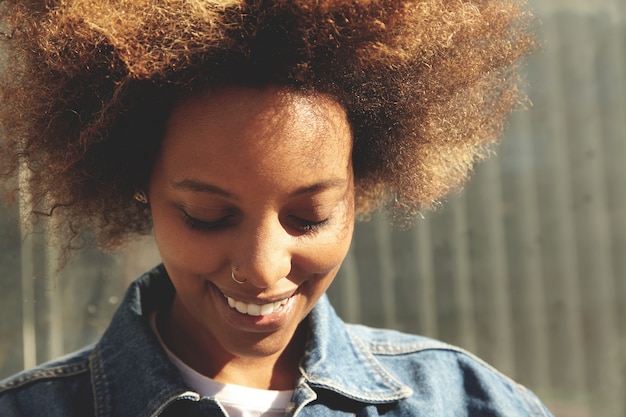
left=163, top=86, right=351, bottom=153
left=157, top=86, right=353, bottom=183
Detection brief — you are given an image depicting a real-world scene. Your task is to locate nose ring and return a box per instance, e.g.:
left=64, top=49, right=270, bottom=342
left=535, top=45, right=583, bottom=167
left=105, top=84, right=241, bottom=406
left=231, top=266, right=247, bottom=284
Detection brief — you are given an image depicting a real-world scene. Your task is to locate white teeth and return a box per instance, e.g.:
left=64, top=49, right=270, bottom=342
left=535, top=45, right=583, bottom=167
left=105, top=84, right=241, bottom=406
left=225, top=295, right=289, bottom=316
left=235, top=301, right=248, bottom=314
left=247, top=304, right=262, bottom=316
left=260, top=303, right=274, bottom=316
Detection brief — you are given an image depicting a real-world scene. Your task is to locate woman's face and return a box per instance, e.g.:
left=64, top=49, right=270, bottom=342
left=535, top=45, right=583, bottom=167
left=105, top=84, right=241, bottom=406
left=148, top=86, right=354, bottom=364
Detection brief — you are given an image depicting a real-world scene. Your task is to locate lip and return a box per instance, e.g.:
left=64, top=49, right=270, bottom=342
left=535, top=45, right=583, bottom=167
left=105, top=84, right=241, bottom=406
left=206, top=282, right=299, bottom=332
left=220, top=289, right=297, bottom=305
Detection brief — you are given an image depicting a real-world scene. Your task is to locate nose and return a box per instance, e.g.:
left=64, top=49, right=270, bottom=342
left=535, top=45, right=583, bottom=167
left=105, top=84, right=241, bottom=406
left=234, top=218, right=293, bottom=289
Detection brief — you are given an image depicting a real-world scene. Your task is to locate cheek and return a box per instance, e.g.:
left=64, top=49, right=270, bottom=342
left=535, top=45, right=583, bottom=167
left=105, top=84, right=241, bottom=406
left=151, top=206, right=224, bottom=276
left=299, top=212, right=354, bottom=276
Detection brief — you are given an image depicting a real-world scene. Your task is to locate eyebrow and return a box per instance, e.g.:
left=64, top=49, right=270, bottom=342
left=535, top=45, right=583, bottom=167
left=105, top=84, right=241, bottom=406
left=289, top=179, right=348, bottom=197
left=170, top=178, right=347, bottom=199
left=171, top=179, right=235, bottom=199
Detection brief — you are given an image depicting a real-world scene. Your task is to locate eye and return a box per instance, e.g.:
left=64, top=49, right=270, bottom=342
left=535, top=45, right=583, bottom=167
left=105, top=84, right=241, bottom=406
left=182, top=211, right=234, bottom=232
left=290, top=216, right=330, bottom=234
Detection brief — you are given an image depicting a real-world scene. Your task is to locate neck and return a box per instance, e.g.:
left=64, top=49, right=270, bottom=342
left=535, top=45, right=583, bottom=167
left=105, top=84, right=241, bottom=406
left=157, top=300, right=307, bottom=390
left=209, top=332, right=305, bottom=390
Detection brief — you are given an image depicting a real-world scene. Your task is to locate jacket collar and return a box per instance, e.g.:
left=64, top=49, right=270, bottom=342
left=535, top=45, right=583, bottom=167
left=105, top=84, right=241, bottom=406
left=300, top=296, right=413, bottom=403
left=90, top=265, right=197, bottom=417
left=91, top=265, right=411, bottom=417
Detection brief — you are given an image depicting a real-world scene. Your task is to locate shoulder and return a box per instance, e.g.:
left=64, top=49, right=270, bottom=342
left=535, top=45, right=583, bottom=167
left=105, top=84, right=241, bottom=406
left=346, top=324, right=553, bottom=417
left=0, top=345, right=95, bottom=417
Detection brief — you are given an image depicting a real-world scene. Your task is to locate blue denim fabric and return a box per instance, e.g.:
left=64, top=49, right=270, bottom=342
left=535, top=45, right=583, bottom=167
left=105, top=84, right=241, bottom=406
left=0, top=265, right=553, bottom=416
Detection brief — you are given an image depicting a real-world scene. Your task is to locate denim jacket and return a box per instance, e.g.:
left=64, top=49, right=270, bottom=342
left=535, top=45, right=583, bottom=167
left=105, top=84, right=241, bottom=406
left=0, top=265, right=553, bottom=416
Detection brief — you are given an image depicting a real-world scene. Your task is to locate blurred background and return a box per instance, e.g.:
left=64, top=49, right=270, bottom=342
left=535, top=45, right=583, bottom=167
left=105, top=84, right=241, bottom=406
left=1, top=0, right=625, bottom=415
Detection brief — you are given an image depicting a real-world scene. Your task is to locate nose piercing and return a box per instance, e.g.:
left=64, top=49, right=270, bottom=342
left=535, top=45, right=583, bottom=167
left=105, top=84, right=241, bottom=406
left=231, top=266, right=247, bottom=284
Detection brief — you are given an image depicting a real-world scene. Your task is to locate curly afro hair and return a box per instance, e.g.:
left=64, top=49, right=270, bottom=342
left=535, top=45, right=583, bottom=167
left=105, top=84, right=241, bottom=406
left=0, top=0, right=534, bottom=252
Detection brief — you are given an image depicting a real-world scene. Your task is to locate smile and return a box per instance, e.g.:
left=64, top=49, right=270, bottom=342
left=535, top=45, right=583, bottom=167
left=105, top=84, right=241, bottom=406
left=225, top=295, right=290, bottom=316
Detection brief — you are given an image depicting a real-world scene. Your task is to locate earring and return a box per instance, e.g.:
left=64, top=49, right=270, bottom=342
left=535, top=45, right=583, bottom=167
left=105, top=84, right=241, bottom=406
left=134, top=191, right=148, bottom=204
left=231, top=266, right=247, bottom=284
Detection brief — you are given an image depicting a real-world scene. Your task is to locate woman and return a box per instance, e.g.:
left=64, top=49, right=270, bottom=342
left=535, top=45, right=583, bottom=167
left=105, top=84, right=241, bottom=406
left=0, top=0, right=552, bottom=416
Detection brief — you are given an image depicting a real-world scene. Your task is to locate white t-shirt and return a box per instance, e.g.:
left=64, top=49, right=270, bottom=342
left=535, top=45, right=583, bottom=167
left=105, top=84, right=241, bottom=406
left=150, top=313, right=293, bottom=417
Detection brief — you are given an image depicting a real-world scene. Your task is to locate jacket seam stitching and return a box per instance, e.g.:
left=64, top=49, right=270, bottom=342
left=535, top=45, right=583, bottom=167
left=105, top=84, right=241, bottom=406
left=91, top=343, right=111, bottom=417
left=346, top=330, right=413, bottom=400
left=0, top=362, right=90, bottom=393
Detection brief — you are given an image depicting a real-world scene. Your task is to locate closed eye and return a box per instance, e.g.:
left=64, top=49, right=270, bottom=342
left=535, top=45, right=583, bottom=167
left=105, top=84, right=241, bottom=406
left=182, top=211, right=235, bottom=232
left=290, top=216, right=330, bottom=234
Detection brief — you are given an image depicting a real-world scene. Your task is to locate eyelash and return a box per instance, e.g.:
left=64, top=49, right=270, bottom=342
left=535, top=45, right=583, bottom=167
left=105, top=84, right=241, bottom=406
left=292, top=217, right=330, bottom=234
left=182, top=212, right=330, bottom=234
left=183, top=212, right=232, bottom=231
